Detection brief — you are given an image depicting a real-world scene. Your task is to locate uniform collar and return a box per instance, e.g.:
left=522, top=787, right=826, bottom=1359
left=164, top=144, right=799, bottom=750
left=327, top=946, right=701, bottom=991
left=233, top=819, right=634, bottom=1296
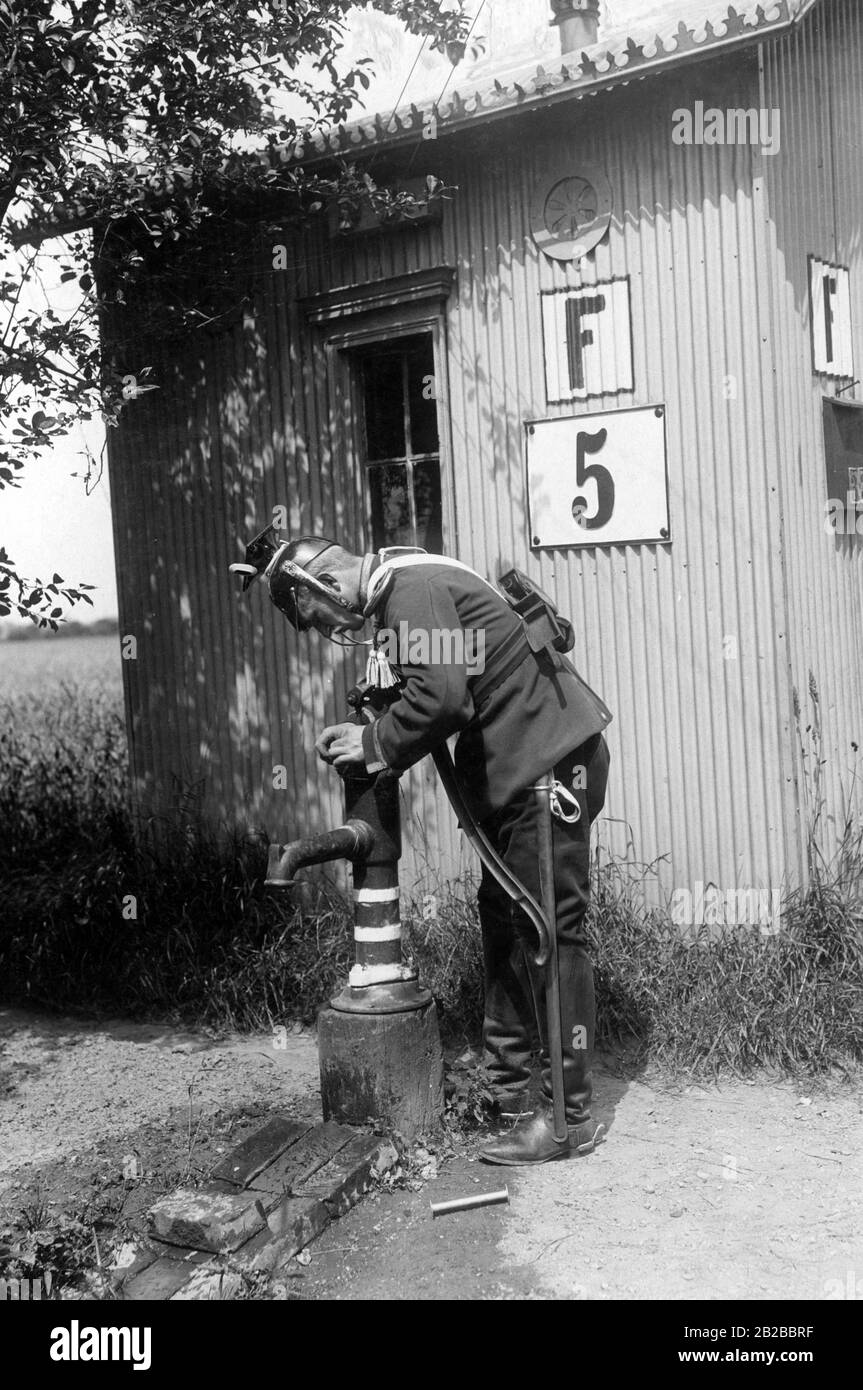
left=363, top=547, right=428, bottom=617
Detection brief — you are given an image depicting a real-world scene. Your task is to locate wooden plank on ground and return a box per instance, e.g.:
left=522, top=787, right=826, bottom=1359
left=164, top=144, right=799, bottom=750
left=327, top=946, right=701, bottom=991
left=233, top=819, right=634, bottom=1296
left=294, top=1135, right=398, bottom=1217
left=235, top=1195, right=331, bottom=1271
left=122, top=1256, right=199, bottom=1302
left=250, top=1120, right=356, bottom=1198
left=209, top=1116, right=314, bottom=1188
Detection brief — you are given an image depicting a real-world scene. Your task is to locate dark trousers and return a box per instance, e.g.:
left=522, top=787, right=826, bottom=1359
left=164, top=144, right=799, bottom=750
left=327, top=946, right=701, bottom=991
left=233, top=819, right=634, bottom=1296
left=477, top=733, right=610, bottom=1124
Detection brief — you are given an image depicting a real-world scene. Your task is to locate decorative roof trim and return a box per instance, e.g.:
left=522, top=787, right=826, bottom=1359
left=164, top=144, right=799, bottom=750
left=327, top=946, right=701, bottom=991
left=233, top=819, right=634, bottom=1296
left=285, top=0, right=820, bottom=165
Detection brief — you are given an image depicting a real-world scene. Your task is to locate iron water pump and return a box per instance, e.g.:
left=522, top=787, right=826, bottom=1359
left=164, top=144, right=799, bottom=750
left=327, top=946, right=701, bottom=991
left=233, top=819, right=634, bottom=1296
left=264, top=683, right=431, bottom=1016
left=230, top=527, right=444, bottom=1136
left=263, top=672, right=443, bottom=1134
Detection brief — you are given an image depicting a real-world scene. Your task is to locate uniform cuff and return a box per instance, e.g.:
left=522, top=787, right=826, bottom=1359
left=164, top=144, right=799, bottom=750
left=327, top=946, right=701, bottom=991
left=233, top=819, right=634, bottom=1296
left=362, top=720, right=389, bottom=775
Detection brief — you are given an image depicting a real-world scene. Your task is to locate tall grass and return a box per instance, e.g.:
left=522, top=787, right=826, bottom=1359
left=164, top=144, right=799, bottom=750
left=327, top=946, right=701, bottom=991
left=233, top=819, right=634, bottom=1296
left=1, top=682, right=861, bottom=1075
left=588, top=854, right=863, bottom=1075
left=0, top=683, right=353, bottom=1025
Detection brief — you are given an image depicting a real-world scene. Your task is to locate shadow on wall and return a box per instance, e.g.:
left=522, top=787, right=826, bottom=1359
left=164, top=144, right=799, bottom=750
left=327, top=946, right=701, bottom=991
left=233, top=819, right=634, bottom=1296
left=104, top=16, right=863, bottom=891
left=107, top=220, right=454, bottom=876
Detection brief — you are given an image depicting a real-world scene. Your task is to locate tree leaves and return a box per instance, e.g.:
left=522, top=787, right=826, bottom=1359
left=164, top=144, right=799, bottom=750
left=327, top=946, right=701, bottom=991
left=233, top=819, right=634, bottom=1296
left=1, top=0, right=469, bottom=628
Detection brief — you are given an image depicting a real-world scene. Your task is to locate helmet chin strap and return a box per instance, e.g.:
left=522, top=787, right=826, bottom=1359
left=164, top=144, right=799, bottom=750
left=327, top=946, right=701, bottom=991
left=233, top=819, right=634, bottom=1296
left=321, top=631, right=373, bottom=648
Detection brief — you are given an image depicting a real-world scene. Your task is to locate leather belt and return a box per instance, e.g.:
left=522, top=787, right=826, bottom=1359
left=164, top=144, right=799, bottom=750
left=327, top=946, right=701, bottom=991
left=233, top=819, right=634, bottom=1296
left=470, top=622, right=532, bottom=707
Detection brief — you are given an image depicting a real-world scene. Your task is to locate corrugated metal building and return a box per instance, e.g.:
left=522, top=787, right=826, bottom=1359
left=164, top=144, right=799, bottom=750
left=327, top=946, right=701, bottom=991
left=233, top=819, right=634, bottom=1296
left=105, top=0, right=863, bottom=907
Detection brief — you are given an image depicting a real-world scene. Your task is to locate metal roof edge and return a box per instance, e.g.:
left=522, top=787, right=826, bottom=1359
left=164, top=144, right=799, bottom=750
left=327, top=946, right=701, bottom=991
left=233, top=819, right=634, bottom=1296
left=292, top=0, right=820, bottom=164
left=11, top=0, right=824, bottom=247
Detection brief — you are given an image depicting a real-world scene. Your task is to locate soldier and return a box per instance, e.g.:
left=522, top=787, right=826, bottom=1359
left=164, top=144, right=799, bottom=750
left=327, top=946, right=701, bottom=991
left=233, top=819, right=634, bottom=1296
left=235, top=531, right=611, bottom=1165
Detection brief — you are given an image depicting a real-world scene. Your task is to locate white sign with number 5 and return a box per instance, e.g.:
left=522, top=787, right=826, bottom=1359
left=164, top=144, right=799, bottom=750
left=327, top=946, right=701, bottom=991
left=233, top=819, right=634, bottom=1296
left=525, top=404, right=670, bottom=548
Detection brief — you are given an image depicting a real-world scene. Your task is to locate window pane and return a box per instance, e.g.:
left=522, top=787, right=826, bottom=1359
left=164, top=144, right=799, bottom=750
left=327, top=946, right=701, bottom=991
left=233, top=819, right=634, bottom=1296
left=413, top=458, right=443, bottom=553
left=406, top=339, right=439, bottom=456
left=368, top=464, right=413, bottom=549
left=362, top=353, right=405, bottom=462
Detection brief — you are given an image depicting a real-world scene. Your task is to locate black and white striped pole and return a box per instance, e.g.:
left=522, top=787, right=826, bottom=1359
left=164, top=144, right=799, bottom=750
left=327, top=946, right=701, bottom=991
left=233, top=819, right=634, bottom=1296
left=318, top=746, right=443, bottom=1135
left=264, top=687, right=443, bottom=1135
left=329, top=755, right=431, bottom=1015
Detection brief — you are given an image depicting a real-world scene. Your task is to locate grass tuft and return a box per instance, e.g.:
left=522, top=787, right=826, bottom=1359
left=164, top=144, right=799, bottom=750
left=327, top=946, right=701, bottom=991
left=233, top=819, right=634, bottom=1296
left=1, top=683, right=861, bottom=1076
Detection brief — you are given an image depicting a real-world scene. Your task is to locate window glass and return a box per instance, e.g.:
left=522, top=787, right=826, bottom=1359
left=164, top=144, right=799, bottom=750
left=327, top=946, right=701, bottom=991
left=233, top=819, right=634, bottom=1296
left=363, top=352, right=405, bottom=462
left=406, top=341, right=438, bottom=456
left=413, top=459, right=443, bottom=552
left=368, top=464, right=413, bottom=548
left=357, top=333, right=443, bottom=551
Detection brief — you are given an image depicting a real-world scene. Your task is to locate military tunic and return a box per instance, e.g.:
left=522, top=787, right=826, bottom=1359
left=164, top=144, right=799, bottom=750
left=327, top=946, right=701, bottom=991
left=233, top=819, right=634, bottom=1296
left=358, top=553, right=612, bottom=1123
left=359, top=557, right=611, bottom=821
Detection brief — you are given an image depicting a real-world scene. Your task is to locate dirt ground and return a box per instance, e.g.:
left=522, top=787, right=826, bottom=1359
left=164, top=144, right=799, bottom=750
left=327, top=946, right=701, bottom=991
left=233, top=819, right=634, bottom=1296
left=1, top=1006, right=860, bottom=1301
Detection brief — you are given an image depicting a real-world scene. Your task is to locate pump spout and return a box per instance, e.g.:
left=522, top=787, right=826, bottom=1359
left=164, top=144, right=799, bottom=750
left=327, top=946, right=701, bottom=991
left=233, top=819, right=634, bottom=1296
left=266, top=819, right=375, bottom=888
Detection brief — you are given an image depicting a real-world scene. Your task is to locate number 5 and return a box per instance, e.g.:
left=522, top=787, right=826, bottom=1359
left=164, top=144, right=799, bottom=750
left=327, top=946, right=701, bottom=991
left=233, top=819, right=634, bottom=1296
left=572, top=428, right=614, bottom=530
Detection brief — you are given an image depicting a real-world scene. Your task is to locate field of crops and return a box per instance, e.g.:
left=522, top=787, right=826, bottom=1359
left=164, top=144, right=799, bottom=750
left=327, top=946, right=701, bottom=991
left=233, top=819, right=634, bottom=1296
left=0, top=633, right=122, bottom=701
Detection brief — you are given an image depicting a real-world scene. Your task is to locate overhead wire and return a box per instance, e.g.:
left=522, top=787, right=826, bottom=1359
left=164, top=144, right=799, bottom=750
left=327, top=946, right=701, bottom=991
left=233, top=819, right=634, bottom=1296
left=404, top=0, right=487, bottom=177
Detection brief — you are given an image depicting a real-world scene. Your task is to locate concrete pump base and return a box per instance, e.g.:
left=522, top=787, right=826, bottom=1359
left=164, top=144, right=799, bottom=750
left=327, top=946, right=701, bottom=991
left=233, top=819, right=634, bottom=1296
left=318, top=999, right=445, bottom=1139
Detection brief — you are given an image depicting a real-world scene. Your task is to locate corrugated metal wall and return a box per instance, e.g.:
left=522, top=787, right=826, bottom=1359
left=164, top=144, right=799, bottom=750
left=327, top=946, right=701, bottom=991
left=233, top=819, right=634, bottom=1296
left=106, top=6, right=862, bottom=906
left=439, top=54, right=794, bottom=902
left=759, top=0, right=863, bottom=881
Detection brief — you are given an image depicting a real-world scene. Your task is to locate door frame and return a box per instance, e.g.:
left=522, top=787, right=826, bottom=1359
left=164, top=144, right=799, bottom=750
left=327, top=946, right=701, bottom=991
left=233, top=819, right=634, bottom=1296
left=303, top=267, right=459, bottom=554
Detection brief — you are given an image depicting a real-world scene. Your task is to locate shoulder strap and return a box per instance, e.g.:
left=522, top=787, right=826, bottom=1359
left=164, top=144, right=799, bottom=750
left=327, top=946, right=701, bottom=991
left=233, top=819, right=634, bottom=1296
left=367, top=550, right=533, bottom=703
left=364, top=550, right=507, bottom=614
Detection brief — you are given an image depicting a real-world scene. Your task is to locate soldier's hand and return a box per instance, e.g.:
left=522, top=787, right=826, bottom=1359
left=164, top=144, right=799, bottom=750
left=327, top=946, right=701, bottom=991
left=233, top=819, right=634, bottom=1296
left=315, top=723, right=366, bottom=768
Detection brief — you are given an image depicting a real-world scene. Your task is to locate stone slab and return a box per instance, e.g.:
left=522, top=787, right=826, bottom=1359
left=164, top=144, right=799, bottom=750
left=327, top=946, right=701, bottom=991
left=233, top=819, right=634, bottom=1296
left=209, top=1116, right=314, bottom=1188
left=108, top=1246, right=159, bottom=1294
left=170, top=1268, right=246, bottom=1301
left=147, top=1186, right=270, bottom=1254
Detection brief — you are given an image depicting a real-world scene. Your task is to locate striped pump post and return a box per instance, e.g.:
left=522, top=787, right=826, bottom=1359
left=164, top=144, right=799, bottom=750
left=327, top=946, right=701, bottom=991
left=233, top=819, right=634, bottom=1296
left=330, top=755, right=431, bottom=1014
left=265, top=687, right=432, bottom=1015
left=317, top=698, right=443, bottom=1132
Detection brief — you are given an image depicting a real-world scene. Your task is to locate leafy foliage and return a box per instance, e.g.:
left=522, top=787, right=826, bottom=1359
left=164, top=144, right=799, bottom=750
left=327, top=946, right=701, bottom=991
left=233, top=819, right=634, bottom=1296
left=443, top=1054, right=496, bottom=1130
left=0, top=545, right=95, bottom=625
left=0, top=0, right=468, bottom=623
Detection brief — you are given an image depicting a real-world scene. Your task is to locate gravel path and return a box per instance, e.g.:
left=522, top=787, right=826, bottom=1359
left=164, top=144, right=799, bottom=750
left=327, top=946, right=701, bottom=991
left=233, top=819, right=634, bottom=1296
left=0, top=1008, right=319, bottom=1179
left=1, top=1007, right=860, bottom=1301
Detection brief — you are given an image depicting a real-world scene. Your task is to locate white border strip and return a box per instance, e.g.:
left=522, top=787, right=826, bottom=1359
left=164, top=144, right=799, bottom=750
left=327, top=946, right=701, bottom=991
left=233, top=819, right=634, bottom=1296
left=354, top=924, right=402, bottom=942
left=353, top=887, right=400, bottom=903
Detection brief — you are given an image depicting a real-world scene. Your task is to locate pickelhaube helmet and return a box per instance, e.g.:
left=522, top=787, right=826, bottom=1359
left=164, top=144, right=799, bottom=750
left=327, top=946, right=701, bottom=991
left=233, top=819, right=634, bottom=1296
left=230, top=524, right=355, bottom=631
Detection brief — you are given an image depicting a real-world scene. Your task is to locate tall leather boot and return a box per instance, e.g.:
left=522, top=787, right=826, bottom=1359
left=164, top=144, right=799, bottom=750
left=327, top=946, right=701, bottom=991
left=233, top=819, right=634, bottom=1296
left=478, top=941, right=603, bottom=1164
left=540, top=939, right=595, bottom=1125
left=479, top=903, right=538, bottom=1115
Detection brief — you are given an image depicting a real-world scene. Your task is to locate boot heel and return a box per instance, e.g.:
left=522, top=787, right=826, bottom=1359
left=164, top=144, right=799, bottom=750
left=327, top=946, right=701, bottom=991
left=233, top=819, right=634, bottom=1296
left=570, top=1120, right=606, bottom=1155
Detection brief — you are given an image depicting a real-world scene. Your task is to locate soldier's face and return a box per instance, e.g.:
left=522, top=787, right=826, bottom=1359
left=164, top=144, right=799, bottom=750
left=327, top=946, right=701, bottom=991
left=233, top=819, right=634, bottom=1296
left=294, top=583, right=367, bottom=637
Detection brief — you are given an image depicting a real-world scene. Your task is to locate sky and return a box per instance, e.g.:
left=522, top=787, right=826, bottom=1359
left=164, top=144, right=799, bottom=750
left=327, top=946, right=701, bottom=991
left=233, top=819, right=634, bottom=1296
left=2, top=265, right=119, bottom=626
left=1, top=0, right=684, bottom=630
